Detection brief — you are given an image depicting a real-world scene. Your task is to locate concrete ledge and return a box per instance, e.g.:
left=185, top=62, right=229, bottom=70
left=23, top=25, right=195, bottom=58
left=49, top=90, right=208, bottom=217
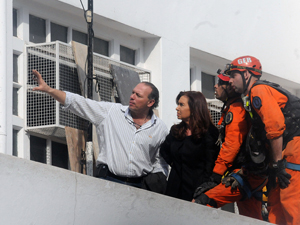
left=0, top=154, right=271, bottom=225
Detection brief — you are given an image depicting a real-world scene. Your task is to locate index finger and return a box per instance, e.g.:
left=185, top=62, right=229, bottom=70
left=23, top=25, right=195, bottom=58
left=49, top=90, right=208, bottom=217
left=32, top=70, right=41, bottom=77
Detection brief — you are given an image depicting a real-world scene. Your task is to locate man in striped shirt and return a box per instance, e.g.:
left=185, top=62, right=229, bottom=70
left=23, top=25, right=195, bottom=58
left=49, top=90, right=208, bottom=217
left=32, top=70, right=169, bottom=192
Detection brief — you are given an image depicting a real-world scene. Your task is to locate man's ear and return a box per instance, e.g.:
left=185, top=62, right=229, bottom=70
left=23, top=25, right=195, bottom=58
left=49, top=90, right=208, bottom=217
left=147, top=99, right=155, bottom=108
left=244, top=71, right=251, bottom=80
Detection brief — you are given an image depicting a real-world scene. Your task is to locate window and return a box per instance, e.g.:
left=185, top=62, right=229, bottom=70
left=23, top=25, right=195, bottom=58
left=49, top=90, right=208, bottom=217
left=51, top=22, right=68, bottom=43
left=30, top=136, right=47, bottom=164
left=30, top=136, right=70, bottom=169
left=120, top=45, right=135, bottom=65
left=94, top=37, right=109, bottom=56
left=73, top=30, right=109, bottom=56
left=72, top=30, right=87, bottom=45
left=13, top=8, right=17, bottom=37
left=13, top=129, right=19, bottom=156
left=13, top=54, right=18, bottom=83
left=13, top=88, right=19, bottom=116
left=52, top=141, right=69, bottom=169
left=201, top=72, right=215, bottom=99
left=13, top=54, right=19, bottom=116
left=29, top=15, right=46, bottom=43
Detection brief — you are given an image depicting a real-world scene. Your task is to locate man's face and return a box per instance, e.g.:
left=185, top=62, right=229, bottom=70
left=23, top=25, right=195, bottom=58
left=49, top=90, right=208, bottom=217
left=229, top=71, right=244, bottom=94
left=214, top=78, right=232, bottom=101
left=129, top=83, right=154, bottom=113
left=214, top=82, right=227, bottom=101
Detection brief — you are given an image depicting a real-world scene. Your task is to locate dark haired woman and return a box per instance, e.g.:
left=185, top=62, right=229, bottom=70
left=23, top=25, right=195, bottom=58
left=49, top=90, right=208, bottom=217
left=160, top=91, right=219, bottom=201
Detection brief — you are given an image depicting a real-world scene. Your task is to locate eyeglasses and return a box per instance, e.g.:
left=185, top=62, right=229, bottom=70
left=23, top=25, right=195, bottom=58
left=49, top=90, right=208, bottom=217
left=125, top=116, right=142, bottom=129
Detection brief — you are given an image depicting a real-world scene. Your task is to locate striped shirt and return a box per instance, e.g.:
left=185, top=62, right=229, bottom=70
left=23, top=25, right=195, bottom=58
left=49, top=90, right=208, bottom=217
left=63, top=91, right=169, bottom=177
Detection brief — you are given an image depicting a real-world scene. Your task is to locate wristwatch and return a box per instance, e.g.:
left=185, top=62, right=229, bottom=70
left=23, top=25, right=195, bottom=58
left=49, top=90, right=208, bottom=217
left=272, top=161, right=279, bottom=169
left=272, top=158, right=286, bottom=169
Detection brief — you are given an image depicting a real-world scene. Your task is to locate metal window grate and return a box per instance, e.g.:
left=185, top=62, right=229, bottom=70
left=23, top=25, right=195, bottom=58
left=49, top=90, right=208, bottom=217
left=27, top=42, right=87, bottom=138
left=93, top=53, right=150, bottom=101
left=207, top=99, right=223, bottom=129
left=27, top=43, right=57, bottom=129
left=26, top=41, right=150, bottom=139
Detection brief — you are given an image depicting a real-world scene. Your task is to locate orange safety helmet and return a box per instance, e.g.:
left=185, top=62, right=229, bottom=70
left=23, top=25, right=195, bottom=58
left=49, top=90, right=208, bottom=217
left=218, top=73, right=230, bottom=82
left=217, top=69, right=230, bottom=82
left=224, top=56, right=262, bottom=77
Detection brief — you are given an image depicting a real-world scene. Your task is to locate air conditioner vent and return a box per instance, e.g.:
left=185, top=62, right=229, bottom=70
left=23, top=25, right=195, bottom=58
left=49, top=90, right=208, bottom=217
left=207, top=99, right=223, bottom=128
left=26, top=41, right=150, bottom=139
left=27, top=42, right=87, bottom=139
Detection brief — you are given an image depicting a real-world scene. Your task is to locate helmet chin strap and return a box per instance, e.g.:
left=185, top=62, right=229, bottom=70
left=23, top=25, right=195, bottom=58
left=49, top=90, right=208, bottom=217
left=240, top=71, right=253, bottom=95
left=219, top=85, right=229, bottom=112
left=221, top=86, right=229, bottom=101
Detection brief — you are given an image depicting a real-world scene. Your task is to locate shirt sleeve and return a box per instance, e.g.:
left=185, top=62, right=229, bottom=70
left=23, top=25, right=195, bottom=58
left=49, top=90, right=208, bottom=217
left=213, top=103, right=249, bottom=175
left=251, top=85, right=287, bottom=140
left=63, top=91, right=116, bottom=126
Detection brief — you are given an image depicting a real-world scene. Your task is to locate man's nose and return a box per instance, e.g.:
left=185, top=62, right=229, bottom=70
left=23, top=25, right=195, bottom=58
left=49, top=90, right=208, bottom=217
left=130, top=93, right=135, bottom=99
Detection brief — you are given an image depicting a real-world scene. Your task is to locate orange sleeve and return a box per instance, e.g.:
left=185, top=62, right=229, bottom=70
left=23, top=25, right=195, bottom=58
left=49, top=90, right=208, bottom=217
left=213, top=102, right=249, bottom=175
left=250, top=84, right=287, bottom=140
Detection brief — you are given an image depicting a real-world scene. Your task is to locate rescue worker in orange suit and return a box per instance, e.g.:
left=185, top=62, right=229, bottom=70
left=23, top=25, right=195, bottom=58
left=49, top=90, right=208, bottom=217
left=227, top=55, right=298, bottom=225
left=192, top=71, right=267, bottom=220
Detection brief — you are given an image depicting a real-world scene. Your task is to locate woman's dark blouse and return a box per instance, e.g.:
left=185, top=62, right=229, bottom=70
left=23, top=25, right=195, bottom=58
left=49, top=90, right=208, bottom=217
left=160, top=123, right=219, bottom=201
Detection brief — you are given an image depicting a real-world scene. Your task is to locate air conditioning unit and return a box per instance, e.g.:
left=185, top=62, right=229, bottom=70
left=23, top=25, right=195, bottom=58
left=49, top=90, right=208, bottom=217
left=26, top=41, right=150, bottom=139
left=207, top=99, right=223, bottom=128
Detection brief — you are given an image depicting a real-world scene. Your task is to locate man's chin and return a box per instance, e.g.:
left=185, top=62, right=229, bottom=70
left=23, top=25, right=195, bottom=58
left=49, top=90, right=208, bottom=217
left=129, top=106, right=137, bottom=113
left=233, top=88, right=241, bottom=94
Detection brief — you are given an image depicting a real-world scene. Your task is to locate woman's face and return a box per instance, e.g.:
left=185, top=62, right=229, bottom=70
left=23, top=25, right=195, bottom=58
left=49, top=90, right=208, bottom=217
left=176, top=95, right=191, bottom=124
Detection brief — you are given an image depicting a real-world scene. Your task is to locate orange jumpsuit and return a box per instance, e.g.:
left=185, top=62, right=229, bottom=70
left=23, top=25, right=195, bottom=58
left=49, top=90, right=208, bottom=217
left=204, top=98, right=265, bottom=220
left=250, top=83, right=300, bottom=225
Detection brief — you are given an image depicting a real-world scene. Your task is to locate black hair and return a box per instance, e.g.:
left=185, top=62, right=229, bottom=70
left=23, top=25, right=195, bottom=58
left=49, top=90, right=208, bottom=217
left=142, top=82, right=159, bottom=109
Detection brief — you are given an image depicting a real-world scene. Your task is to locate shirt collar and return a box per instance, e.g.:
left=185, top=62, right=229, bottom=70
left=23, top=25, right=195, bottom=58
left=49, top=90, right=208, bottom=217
left=121, top=106, right=157, bottom=125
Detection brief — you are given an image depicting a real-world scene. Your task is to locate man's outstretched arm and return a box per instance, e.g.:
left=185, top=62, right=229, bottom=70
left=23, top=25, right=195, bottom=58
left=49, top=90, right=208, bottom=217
left=32, top=70, right=66, bottom=105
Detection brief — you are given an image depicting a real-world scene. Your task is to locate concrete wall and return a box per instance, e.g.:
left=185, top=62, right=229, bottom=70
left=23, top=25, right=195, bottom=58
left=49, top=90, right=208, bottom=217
left=0, top=153, right=271, bottom=225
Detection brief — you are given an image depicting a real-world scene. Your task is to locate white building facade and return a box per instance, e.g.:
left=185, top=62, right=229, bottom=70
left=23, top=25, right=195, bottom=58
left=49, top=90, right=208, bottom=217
left=2, top=0, right=300, bottom=169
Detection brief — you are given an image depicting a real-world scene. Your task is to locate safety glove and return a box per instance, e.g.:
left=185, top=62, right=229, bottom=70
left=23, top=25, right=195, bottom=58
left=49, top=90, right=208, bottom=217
left=193, top=173, right=222, bottom=199
left=221, top=169, right=244, bottom=191
left=272, top=158, right=291, bottom=189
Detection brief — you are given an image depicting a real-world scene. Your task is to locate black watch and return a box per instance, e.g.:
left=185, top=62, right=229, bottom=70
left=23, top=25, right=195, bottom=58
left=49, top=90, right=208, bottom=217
left=272, top=161, right=279, bottom=169
left=272, top=159, right=286, bottom=169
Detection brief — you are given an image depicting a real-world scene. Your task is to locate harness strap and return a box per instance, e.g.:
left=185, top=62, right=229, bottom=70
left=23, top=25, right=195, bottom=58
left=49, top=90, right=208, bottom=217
left=286, top=162, right=300, bottom=171
left=231, top=173, right=252, bottom=199
left=252, top=191, right=262, bottom=200
left=230, top=173, right=268, bottom=200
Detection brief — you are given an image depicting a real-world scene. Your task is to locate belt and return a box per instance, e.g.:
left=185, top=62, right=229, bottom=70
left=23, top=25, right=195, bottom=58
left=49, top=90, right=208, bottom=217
left=97, top=164, right=143, bottom=184
left=107, top=171, right=143, bottom=184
